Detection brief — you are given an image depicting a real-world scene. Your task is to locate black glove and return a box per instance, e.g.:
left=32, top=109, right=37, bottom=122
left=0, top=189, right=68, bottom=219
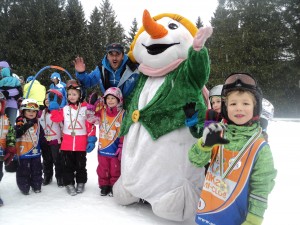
left=202, top=123, right=230, bottom=147
left=183, top=102, right=198, bottom=118
left=16, top=119, right=36, bottom=137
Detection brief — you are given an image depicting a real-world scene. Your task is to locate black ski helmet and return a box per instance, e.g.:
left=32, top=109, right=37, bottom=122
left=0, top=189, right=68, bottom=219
left=221, top=73, right=263, bottom=123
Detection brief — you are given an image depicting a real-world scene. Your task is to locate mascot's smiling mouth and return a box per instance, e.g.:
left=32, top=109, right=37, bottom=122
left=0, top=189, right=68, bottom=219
left=142, top=43, right=180, bottom=55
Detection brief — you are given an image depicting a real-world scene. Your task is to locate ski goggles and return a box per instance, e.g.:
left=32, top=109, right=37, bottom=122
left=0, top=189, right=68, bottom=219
left=66, top=79, right=81, bottom=90
left=223, top=73, right=258, bottom=92
left=22, top=102, right=39, bottom=110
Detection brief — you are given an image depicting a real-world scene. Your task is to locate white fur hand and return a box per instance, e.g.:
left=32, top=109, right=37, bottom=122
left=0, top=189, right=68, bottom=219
left=193, top=26, right=213, bottom=51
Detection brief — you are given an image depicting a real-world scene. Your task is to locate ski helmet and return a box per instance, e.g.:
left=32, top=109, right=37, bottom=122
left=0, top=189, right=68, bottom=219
left=66, top=79, right=84, bottom=102
left=209, top=85, right=223, bottom=99
left=221, top=73, right=263, bottom=123
left=20, top=98, right=39, bottom=111
left=103, top=87, right=123, bottom=111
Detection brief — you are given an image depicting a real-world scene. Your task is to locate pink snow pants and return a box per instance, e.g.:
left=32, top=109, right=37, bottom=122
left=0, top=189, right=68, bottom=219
left=97, top=154, right=120, bottom=187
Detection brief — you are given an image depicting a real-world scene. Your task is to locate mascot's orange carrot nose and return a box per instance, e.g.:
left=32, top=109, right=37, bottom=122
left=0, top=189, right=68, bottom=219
left=143, top=9, right=168, bottom=39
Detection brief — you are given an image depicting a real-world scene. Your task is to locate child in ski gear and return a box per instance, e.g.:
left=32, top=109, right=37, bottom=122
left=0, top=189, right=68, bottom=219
left=189, top=73, right=277, bottom=225
left=50, top=79, right=96, bottom=196
left=49, top=72, right=67, bottom=107
left=15, top=98, right=47, bottom=195
left=39, top=89, right=64, bottom=187
left=0, top=92, right=16, bottom=206
left=89, top=87, right=124, bottom=196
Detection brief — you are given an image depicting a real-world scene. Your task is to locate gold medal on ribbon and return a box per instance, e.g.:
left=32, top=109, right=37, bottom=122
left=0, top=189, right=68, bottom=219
left=217, top=179, right=228, bottom=194
left=46, top=136, right=51, bottom=141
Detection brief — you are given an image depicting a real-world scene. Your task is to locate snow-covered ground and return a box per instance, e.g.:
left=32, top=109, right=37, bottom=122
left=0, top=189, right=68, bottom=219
left=0, top=119, right=299, bottom=225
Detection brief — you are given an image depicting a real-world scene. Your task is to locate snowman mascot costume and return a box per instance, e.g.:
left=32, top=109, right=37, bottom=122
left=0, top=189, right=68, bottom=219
left=113, top=10, right=213, bottom=221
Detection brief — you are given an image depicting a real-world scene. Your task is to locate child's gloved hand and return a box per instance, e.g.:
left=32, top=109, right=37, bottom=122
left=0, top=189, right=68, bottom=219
left=4, top=146, right=17, bottom=165
left=86, top=136, right=97, bottom=153
left=202, top=123, right=229, bottom=147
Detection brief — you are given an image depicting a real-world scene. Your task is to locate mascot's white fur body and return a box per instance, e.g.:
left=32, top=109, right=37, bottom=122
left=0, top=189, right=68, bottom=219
left=113, top=10, right=213, bottom=221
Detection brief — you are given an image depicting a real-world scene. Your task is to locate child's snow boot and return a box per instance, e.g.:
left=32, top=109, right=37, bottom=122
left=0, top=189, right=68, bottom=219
left=57, top=177, right=63, bottom=187
left=100, top=185, right=111, bottom=196
left=76, top=183, right=85, bottom=193
left=42, top=175, right=52, bottom=186
left=66, top=184, right=77, bottom=196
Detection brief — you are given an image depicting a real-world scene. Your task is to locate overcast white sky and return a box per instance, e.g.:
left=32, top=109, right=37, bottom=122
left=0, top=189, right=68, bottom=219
left=80, top=0, right=218, bottom=31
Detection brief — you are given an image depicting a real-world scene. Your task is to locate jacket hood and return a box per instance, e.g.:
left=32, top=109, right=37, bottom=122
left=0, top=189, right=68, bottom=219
left=1, top=67, right=11, bottom=78
left=50, top=72, right=61, bottom=81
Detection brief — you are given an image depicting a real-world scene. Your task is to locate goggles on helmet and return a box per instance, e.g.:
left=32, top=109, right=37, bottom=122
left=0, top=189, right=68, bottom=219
left=223, top=73, right=257, bottom=94
left=21, top=102, right=39, bottom=111
left=66, top=79, right=81, bottom=91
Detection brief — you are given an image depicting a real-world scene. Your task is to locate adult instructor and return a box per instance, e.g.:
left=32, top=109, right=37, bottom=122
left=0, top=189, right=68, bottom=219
left=74, top=43, right=139, bottom=104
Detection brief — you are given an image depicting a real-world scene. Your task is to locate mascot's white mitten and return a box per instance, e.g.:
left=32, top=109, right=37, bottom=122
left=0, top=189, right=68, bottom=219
left=193, top=26, right=213, bottom=51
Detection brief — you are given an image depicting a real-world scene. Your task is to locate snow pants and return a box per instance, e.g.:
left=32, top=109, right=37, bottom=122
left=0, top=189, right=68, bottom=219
left=16, top=157, right=43, bottom=193
left=42, top=144, right=63, bottom=180
left=97, top=154, right=120, bottom=187
left=62, top=151, right=87, bottom=186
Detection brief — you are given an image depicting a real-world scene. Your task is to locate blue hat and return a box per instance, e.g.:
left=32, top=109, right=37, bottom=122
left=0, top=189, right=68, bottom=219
left=26, top=76, right=34, bottom=83
left=50, top=72, right=61, bottom=81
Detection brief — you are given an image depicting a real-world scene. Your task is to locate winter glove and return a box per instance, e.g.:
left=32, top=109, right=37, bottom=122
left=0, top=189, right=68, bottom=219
left=4, top=146, right=17, bottom=166
left=16, top=119, right=36, bottom=137
left=183, top=102, right=199, bottom=127
left=86, top=136, right=97, bottom=153
left=241, top=213, right=263, bottom=225
left=201, top=123, right=229, bottom=148
left=193, top=26, right=213, bottom=51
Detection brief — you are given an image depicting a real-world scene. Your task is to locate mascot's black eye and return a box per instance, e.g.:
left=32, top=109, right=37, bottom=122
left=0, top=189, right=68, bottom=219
left=168, top=23, right=178, bottom=30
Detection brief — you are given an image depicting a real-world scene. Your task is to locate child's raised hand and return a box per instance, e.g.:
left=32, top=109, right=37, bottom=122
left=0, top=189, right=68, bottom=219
left=202, top=123, right=229, bottom=147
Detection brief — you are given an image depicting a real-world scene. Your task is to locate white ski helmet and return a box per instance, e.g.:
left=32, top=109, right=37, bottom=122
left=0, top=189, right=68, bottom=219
left=209, top=85, right=223, bottom=98
left=20, top=98, right=39, bottom=111
left=261, top=98, right=274, bottom=120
